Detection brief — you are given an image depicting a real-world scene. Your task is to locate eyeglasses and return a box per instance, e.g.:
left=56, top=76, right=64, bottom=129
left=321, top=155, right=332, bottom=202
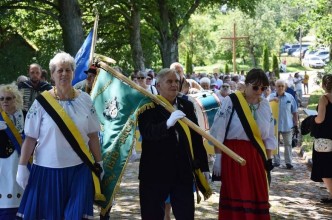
left=146, top=78, right=152, bottom=80
left=0, top=96, right=15, bottom=101
left=277, top=85, right=285, bottom=88
left=137, top=77, right=145, bottom=80
left=222, top=85, right=230, bottom=88
left=250, top=83, right=268, bottom=92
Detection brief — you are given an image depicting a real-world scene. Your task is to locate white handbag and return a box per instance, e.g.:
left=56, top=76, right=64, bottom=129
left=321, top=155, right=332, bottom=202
left=314, top=138, right=332, bottom=152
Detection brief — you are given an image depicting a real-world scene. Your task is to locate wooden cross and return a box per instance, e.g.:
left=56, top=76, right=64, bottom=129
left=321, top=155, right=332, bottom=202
left=220, top=23, right=249, bottom=74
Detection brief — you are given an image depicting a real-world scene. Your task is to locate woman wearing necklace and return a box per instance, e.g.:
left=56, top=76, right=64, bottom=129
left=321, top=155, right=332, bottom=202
left=0, top=83, right=26, bottom=220
left=210, top=68, right=277, bottom=220
left=16, top=52, right=103, bottom=219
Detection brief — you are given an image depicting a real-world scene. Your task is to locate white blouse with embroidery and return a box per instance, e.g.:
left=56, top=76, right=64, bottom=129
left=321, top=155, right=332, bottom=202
left=25, top=91, right=100, bottom=168
left=210, top=96, right=277, bottom=150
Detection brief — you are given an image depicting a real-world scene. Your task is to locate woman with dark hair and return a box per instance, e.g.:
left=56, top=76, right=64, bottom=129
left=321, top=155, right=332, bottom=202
left=311, top=74, right=332, bottom=203
left=211, top=68, right=276, bottom=220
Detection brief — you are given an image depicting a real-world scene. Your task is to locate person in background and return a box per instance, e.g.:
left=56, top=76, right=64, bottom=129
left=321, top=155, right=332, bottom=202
left=287, top=74, right=294, bottom=90
left=41, top=69, right=48, bottom=82
left=16, top=75, right=28, bottom=85
left=16, top=52, right=103, bottom=219
left=237, top=81, right=246, bottom=93
left=147, top=69, right=156, bottom=86
left=18, top=63, right=52, bottom=111
left=311, top=74, right=332, bottom=204
left=213, top=73, right=223, bottom=89
left=0, top=83, right=26, bottom=220
left=216, top=83, right=231, bottom=102
left=74, top=65, right=98, bottom=94
left=211, top=68, right=276, bottom=220
left=269, top=79, right=298, bottom=169
left=303, top=71, right=309, bottom=95
left=138, top=68, right=210, bottom=220
left=170, top=62, right=202, bottom=94
left=293, top=72, right=303, bottom=106
left=199, top=77, right=211, bottom=90
left=136, top=71, right=158, bottom=95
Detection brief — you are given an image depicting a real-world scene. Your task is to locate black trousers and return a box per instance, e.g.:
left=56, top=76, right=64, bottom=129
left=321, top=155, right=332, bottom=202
left=139, top=181, right=194, bottom=220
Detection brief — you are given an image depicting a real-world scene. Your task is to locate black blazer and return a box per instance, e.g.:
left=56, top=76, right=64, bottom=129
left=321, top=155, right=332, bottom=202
left=138, top=96, right=209, bottom=185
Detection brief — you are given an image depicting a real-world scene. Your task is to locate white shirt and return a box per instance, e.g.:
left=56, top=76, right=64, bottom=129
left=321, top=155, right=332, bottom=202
left=25, top=92, right=100, bottom=168
left=293, top=77, right=303, bottom=91
left=210, top=96, right=277, bottom=150
left=146, top=85, right=158, bottom=95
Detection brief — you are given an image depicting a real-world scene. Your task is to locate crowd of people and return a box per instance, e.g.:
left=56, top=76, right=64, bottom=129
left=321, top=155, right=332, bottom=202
left=0, top=53, right=331, bottom=220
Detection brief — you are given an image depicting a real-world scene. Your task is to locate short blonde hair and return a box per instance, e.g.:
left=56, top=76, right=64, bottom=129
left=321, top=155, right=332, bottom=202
left=0, top=82, right=23, bottom=111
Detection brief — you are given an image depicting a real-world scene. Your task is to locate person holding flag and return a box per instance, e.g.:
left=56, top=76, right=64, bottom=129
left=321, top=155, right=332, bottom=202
left=137, top=68, right=210, bottom=219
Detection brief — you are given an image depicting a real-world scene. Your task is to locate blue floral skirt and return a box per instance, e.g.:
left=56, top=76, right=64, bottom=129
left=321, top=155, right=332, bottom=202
left=17, top=163, right=94, bottom=219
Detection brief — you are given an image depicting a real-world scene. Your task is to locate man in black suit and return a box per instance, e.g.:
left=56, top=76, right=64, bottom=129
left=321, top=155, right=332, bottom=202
left=138, top=68, right=209, bottom=220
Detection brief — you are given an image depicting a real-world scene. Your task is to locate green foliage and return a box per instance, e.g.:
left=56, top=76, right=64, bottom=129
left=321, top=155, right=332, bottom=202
left=185, top=51, right=193, bottom=74
left=262, top=45, right=270, bottom=71
left=0, top=34, right=37, bottom=84
left=225, top=63, right=229, bottom=74
left=272, top=54, right=280, bottom=78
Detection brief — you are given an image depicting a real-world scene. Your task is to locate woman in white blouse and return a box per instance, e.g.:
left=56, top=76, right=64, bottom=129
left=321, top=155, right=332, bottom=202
left=16, top=52, right=103, bottom=219
left=210, top=68, right=277, bottom=220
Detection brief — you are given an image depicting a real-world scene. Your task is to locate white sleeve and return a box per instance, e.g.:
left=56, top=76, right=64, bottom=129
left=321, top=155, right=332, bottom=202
left=261, top=100, right=277, bottom=150
left=210, top=96, right=233, bottom=144
left=24, top=100, right=43, bottom=139
left=81, top=92, right=101, bottom=134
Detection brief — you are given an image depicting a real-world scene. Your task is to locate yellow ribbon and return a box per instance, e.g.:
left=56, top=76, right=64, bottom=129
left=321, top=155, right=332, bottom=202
left=156, top=95, right=212, bottom=202
left=41, top=92, right=105, bottom=201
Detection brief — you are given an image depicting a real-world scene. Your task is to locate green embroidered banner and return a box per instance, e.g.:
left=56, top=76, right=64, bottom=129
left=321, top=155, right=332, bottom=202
left=91, top=69, right=151, bottom=215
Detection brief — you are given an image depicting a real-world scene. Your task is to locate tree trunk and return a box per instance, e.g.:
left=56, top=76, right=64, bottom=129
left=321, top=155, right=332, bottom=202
left=157, top=0, right=179, bottom=68
left=129, top=2, right=145, bottom=71
left=248, top=43, right=257, bottom=67
left=58, top=0, right=84, bottom=56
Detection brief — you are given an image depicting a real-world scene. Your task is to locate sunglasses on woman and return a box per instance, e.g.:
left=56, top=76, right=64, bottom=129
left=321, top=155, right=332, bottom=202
left=250, top=83, right=268, bottom=92
left=0, top=96, right=14, bottom=101
left=137, top=77, right=145, bottom=80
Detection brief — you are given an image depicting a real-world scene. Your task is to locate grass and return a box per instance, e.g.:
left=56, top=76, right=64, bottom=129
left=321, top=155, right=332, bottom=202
left=307, top=89, right=324, bottom=110
left=301, top=89, right=324, bottom=152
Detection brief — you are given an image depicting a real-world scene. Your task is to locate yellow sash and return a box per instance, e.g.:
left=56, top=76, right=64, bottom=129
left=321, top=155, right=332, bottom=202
left=41, top=91, right=105, bottom=201
left=234, top=91, right=267, bottom=159
left=1, top=111, right=23, bottom=145
left=156, top=95, right=212, bottom=202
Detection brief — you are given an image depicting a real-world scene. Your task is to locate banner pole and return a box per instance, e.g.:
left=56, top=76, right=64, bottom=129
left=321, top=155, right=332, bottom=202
left=89, top=11, right=99, bottom=67
left=97, top=61, right=246, bottom=166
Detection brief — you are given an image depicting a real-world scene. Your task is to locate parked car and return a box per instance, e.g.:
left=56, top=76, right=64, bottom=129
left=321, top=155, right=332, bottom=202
left=292, top=48, right=309, bottom=57
left=304, top=50, right=317, bottom=58
left=302, top=56, right=326, bottom=68
left=314, top=50, right=330, bottom=62
left=288, top=43, right=311, bottom=56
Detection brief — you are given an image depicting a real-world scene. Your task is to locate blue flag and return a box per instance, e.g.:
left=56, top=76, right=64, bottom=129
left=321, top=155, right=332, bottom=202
left=91, top=68, right=152, bottom=215
left=72, top=29, right=93, bottom=85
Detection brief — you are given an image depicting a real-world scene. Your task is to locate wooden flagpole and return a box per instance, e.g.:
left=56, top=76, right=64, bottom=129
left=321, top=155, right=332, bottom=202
left=97, top=61, right=246, bottom=166
left=89, top=11, right=99, bottom=67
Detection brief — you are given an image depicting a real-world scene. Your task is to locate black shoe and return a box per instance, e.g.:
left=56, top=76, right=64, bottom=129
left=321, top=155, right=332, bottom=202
left=320, top=198, right=332, bottom=204
left=286, top=164, right=293, bottom=169
left=272, top=163, right=280, bottom=167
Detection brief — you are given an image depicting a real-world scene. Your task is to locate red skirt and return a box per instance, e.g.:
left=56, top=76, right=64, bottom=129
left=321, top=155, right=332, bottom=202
left=219, top=139, right=270, bottom=220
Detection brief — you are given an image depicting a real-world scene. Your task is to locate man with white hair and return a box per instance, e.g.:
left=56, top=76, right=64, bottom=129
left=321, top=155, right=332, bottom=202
left=199, top=77, right=211, bottom=90
left=269, top=79, right=298, bottom=169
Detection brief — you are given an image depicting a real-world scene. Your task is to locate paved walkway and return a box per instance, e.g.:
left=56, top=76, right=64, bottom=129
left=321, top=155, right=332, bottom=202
left=93, top=71, right=332, bottom=219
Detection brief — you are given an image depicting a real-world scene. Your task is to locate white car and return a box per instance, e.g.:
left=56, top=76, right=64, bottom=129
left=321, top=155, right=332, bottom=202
left=314, top=50, right=330, bottom=61
left=302, top=56, right=325, bottom=68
